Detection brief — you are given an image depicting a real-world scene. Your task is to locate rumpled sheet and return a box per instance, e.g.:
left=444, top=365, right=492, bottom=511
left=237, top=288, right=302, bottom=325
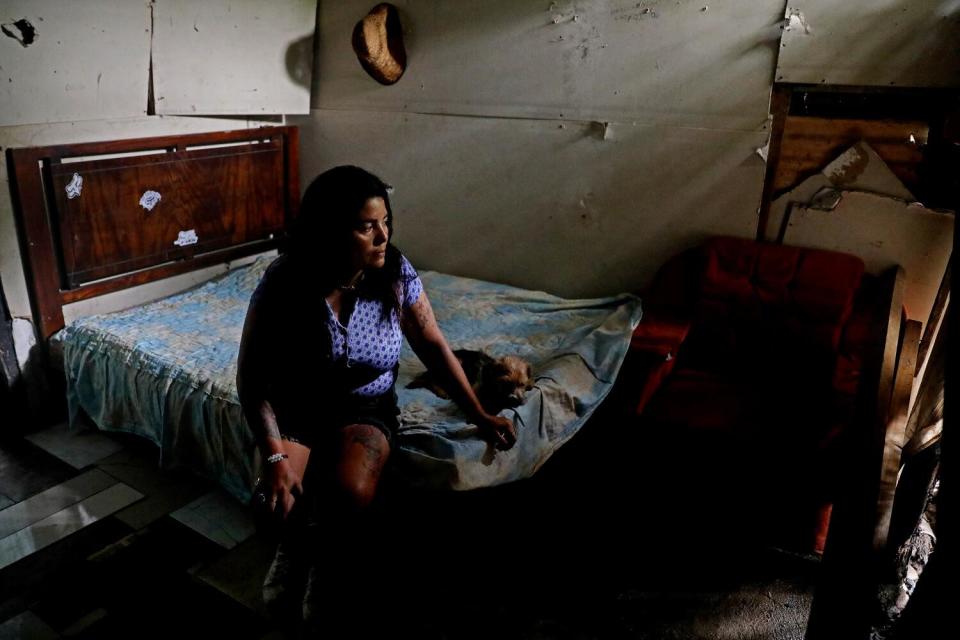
left=394, top=272, right=642, bottom=490
left=58, top=256, right=642, bottom=502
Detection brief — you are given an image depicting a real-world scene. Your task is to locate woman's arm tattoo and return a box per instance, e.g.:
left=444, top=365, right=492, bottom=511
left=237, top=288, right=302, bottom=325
left=259, top=400, right=282, bottom=442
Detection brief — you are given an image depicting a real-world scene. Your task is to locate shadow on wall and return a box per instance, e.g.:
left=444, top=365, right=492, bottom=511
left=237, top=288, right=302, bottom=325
left=288, top=0, right=319, bottom=92
left=286, top=32, right=315, bottom=90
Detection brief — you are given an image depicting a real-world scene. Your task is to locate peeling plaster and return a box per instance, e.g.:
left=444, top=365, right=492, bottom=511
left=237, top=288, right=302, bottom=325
left=755, top=141, right=769, bottom=162
left=823, top=143, right=870, bottom=186
left=11, top=318, right=36, bottom=373
left=548, top=2, right=605, bottom=61
left=611, top=4, right=659, bottom=22
left=785, top=9, right=812, bottom=35
left=1, top=18, right=38, bottom=47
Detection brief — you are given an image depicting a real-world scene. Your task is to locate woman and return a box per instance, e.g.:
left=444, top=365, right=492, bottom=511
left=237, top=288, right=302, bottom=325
left=236, top=165, right=516, bottom=629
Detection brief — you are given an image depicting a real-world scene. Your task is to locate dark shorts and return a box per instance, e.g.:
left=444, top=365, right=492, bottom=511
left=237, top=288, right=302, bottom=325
left=329, top=388, right=400, bottom=446
left=254, top=388, right=399, bottom=539
left=276, top=387, right=400, bottom=449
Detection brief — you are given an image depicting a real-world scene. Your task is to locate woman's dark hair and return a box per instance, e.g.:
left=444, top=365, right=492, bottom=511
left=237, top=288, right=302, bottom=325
left=288, top=165, right=403, bottom=317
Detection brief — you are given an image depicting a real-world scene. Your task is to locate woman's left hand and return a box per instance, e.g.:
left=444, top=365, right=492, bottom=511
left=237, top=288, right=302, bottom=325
left=477, top=413, right=517, bottom=450
left=400, top=292, right=517, bottom=451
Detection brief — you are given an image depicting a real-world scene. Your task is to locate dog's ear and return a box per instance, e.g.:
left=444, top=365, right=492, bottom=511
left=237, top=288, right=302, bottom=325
left=525, top=363, right=533, bottom=388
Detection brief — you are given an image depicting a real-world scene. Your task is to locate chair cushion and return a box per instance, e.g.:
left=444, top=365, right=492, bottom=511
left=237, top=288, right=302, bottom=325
left=681, top=237, right=864, bottom=375
left=637, top=236, right=869, bottom=554
left=645, top=369, right=746, bottom=436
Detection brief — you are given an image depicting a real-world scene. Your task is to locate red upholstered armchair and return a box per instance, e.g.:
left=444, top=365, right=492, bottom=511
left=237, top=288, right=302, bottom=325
left=630, top=236, right=893, bottom=553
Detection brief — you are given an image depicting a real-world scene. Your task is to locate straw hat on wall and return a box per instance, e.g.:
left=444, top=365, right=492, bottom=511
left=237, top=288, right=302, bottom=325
left=352, top=3, right=407, bottom=85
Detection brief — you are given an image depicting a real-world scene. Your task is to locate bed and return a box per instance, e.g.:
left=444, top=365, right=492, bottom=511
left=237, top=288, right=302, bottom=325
left=9, top=127, right=642, bottom=504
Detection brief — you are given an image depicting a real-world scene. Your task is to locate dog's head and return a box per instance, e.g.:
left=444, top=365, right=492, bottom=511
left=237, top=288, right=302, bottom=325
left=481, top=355, right=533, bottom=409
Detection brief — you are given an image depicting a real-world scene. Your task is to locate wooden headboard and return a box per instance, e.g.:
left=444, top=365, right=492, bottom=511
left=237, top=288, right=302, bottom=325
left=7, top=126, right=299, bottom=339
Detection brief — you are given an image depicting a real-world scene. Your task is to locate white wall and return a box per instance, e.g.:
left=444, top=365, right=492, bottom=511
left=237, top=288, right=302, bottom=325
left=294, top=0, right=784, bottom=297
left=0, top=1, right=150, bottom=127
left=2, top=0, right=956, bottom=351
left=776, top=0, right=960, bottom=87
left=294, top=0, right=958, bottom=298
left=0, top=0, right=314, bottom=375
left=296, top=109, right=768, bottom=298
left=152, top=0, right=315, bottom=115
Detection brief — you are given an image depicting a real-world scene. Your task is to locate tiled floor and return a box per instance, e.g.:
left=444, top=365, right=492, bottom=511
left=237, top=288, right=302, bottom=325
left=0, top=424, right=273, bottom=639
left=1, top=419, right=819, bottom=639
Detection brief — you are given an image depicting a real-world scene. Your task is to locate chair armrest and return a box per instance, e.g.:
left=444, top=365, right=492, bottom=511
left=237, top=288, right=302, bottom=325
left=628, top=315, right=692, bottom=415
left=630, top=315, right=692, bottom=359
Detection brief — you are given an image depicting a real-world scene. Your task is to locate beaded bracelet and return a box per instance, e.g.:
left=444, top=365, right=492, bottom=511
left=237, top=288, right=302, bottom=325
left=265, top=452, right=289, bottom=465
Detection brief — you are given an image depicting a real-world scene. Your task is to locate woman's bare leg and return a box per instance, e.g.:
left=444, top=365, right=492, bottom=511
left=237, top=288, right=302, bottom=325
left=332, top=423, right=391, bottom=511
left=261, top=439, right=313, bottom=624
left=302, top=423, right=391, bottom=632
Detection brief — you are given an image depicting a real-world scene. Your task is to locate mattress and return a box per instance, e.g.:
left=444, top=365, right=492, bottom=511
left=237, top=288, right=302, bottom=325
left=58, top=256, right=642, bottom=502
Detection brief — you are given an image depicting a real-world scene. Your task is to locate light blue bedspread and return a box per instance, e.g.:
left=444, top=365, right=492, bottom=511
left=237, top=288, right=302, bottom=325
left=59, top=256, right=642, bottom=502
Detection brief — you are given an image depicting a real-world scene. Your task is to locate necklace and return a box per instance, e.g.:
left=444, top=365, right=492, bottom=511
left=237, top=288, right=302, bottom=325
left=337, top=272, right=364, bottom=292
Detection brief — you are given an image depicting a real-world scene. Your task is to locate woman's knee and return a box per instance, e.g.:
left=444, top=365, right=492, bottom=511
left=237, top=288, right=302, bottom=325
left=334, top=424, right=389, bottom=510
left=335, top=471, right=378, bottom=510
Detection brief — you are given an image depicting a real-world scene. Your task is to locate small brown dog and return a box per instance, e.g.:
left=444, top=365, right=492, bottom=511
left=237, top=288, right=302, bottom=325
left=408, top=349, right=533, bottom=414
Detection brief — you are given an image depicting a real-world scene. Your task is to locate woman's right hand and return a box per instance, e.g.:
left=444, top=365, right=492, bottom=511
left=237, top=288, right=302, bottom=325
left=259, top=440, right=310, bottom=520
left=265, top=458, right=303, bottom=519
left=477, top=413, right=518, bottom=451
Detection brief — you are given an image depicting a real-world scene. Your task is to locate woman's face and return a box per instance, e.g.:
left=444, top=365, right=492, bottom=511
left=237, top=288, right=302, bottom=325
left=350, top=196, right=390, bottom=272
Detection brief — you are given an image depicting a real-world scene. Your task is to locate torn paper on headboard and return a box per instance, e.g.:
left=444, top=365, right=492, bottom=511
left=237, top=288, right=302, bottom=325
left=173, top=230, right=199, bottom=247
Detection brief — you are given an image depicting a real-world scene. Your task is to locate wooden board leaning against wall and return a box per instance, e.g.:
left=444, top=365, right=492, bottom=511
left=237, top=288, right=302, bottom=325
left=757, top=84, right=960, bottom=372
left=759, top=85, right=957, bottom=640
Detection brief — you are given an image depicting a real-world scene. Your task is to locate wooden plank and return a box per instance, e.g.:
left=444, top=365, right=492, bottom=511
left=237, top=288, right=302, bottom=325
left=904, top=306, right=947, bottom=456
left=773, top=116, right=926, bottom=197
left=874, top=268, right=909, bottom=472
left=806, top=265, right=905, bottom=640
left=915, top=255, right=950, bottom=375
left=11, top=127, right=289, bottom=162
left=755, top=85, right=791, bottom=241
left=59, top=241, right=280, bottom=305
left=6, top=148, right=66, bottom=339
left=873, top=319, right=922, bottom=551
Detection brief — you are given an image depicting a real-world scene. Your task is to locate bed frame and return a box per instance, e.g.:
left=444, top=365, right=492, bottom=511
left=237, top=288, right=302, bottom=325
left=7, top=126, right=299, bottom=339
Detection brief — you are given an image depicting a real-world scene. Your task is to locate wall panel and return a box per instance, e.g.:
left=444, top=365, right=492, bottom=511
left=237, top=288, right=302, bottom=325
left=294, top=109, right=767, bottom=298
left=0, top=1, right=149, bottom=126
left=153, top=0, right=316, bottom=115
left=776, top=0, right=960, bottom=87
left=313, top=0, right=785, bottom=130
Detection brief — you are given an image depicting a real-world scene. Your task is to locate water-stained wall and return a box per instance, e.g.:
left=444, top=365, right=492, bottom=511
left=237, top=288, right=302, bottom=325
left=293, top=0, right=785, bottom=297
left=1, top=0, right=956, bottom=364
